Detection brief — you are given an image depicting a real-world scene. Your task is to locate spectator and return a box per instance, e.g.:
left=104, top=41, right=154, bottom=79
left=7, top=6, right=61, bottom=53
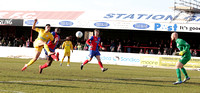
left=126, top=39, right=132, bottom=53
left=26, top=39, right=30, bottom=47
left=157, top=50, right=161, bottom=55
left=77, top=42, right=82, bottom=50
left=163, top=49, right=167, bottom=55
left=13, top=38, right=19, bottom=47
left=7, top=41, right=12, bottom=46
left=117, top=42, right=122, bottom=52
left=110, top=40, right=116, bottom=52
left=149, top=49, right=154, bottom=54
left=190, top=49, right=193, bottom=54
left=172, top=49, right=177, bottom=55
left=145, top=49, right=149, bottom=54
left=192, top=49, right=198, bottom=57
left=139, top=49, right=144, bottom=54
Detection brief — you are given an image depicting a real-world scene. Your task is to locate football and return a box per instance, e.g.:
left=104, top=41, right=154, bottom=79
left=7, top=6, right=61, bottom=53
left=76, top=31, right=83, bottom=38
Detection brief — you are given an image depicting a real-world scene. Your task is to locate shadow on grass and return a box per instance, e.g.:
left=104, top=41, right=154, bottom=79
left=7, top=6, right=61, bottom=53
left=183, top=82, right=200, bottom=86
left=0, top=81, right=79, bottom=88
left=54, top=78, right=175, bottom=87
left=115, top=78, right=173, bottom=83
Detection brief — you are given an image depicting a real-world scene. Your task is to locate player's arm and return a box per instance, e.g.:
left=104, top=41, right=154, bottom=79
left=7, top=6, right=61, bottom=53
left=179, top=41, right=190, bottom=56
left=62, top=42, right=65, bottom=49
left=86, top=36, right=93, bottom=46
left=70, top=41, right=73, bottom=52
left=32, top=19, right=39, bottom=32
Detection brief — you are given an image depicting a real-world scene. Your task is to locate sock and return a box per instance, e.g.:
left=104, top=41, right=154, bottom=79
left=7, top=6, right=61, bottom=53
left=27, top=59, right=35, bottom=67
left=176, top=68, right=182, bottom=81
left=41, top=63, right=49, bottom=69
left=181, top=67, right=188, bottom=78
left=51, top=55, right=58, bottom=61
left=67, top=58, right=70, bottom=65
left=98, top=61, right=103, bottom=69
left=44, top=44, right=50, bottom=54
left=83, top=60, right=89, bottom=65
left=61, top=57, right=64, bottom=64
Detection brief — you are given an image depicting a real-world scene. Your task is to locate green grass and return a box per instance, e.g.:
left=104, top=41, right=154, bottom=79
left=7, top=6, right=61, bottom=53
left=0, top=57, right=199, bottom=93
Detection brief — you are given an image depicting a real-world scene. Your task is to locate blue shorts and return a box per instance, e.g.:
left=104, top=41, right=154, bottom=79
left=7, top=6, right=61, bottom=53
left=44, top=48, right=55, bottom=57
left=89, top=50, right=100, bottom=58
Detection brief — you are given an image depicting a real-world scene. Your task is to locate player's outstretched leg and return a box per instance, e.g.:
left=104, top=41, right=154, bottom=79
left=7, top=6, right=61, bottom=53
left=98, top=61, right=108, bottom=72
left=181, top=67, right=190, bottom=83
left=81, top=59, right=89, bottom=70
left=22, top=64, right=28, bottom=71
left=67, top=56, right=70, bottom=66
left=39, top=65, right=43, bottom=74
left=102, top=68, right=108, bottom=72
left=173, top=68, right=182, bottom=85
left=56, top=52, right=59, bottom=61
left=39, top=63, right=49, bottom=74
left=51, top=54, right=58, bottom=61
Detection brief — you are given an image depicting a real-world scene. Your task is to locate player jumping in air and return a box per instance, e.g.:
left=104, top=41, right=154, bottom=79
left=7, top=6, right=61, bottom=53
left=39, top=28, right=60, bottom=74
left=81, top=29, right=108, bottom=72
left=21, top=19, right=55, bottom=71
left=171, top=32, right=191, bottom=85
left=60, top=36, right=73, bottom=66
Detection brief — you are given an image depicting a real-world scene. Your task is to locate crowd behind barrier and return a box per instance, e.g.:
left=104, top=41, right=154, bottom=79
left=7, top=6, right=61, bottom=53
left=1, top=35, right=199, bottom=57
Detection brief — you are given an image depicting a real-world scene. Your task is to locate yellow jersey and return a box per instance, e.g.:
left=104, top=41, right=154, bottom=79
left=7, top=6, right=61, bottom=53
left=62, top=41, right=73, bottom=52
left=34, top=28, right=54, bottom=42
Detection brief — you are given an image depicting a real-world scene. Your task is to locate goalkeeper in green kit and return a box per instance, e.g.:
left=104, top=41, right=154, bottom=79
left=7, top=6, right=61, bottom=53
left=171, top=32, right=191, bottom=85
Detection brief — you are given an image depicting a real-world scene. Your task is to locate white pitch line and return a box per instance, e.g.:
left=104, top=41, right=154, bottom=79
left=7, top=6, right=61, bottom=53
left=0, top=89, right=24, bottom=93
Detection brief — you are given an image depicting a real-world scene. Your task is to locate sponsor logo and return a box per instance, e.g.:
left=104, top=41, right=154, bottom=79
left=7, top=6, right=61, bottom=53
left=133, top=23, right=150, bottom=29
left=154, top=23, right=177, bottom=31
left=94, top=22, right=110, bottom=27
left=25, top=20, right=38, bottom=25
left=180, top=25, right=200, bottom=31
left=0, top=19, right=12, bottom=25
left=120, top=57, right=140, bottom=63
left=59, top=21, right=73, bottom=26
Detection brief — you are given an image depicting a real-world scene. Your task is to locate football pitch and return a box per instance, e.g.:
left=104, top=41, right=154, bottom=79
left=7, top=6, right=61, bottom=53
left=0, top=58, right=199, bottom=93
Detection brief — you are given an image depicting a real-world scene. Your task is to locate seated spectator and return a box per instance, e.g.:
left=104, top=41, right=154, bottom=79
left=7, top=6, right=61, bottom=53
left=126, top=39, right=132, bottom=53
left=157, top=50, right=161, bottom=55
left=145, top=49, right=149, bottom=54
left=192, top=49, right=198, bottom=57
left=139, top=49, right=144, bottom=54
left=163, top=49, right=167, bottom=55
left=172, top=49, right=177, bottom=55
left=7, top=41, right=12, bottom=46
left=190, top=49, right=193, bottom=54
left=110, top=40, right=116, bottom=52
left=149, top=49, right=154, bottom=54
left=26, top=39, right=30, bottom=47
left=77, top=42, right=82, bottom=50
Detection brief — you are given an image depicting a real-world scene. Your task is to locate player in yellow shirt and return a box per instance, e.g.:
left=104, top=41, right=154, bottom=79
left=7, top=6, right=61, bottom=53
left=21, top=19, right=54, bottom=71
left=60, top=37, right=73, bottom=66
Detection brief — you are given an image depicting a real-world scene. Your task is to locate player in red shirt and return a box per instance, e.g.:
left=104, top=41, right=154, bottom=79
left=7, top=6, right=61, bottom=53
left=81, top=29, right=108, bottom=72
left=39, top=28, right=60, bottom=74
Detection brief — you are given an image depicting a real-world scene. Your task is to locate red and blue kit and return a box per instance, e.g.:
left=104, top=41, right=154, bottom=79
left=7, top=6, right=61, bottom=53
left=86, top=36, right=103, bottom=58
left=44, top=32, right=60, bottom=54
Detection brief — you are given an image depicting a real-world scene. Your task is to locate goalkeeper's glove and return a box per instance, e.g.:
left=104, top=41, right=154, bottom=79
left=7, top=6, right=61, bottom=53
left=179, top=51, right=186, bottom=56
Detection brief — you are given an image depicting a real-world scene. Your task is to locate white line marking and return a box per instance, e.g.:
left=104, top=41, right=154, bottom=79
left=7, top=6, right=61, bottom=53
left=0, top=89, right=24, bottom=93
